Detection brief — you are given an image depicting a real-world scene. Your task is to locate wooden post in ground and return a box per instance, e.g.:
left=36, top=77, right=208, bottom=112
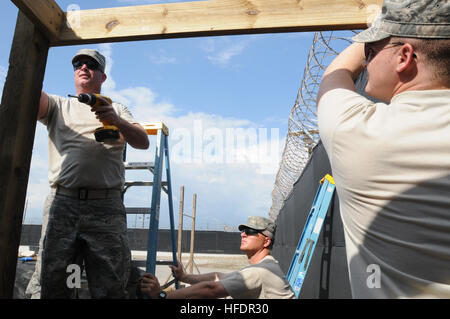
left=188, top=194, right=197, bottom=274
left=177, top=186, right=184, bottom=263
left=0, top=11, right=50, bottom=298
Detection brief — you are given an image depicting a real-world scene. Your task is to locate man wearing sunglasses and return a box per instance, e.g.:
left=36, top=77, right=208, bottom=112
left=141, top=216, right=295, bottom=299
left=26, top=49, right=149, bottom=299
left=316, top=0, right=449, bottom=298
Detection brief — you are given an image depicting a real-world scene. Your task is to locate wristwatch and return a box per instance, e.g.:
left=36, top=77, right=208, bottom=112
left=158, top=291, right=167, bottom=299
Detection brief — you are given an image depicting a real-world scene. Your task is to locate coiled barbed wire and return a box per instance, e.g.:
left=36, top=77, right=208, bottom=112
left=268, top=31, right=357, bottom=221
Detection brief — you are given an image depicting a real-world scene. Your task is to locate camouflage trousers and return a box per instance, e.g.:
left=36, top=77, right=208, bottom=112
left=39, top=191, right=132, bottom=299
left=25, top=194, right=51, bottom=299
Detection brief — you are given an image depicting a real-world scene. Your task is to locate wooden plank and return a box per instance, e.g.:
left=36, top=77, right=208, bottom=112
left=54, top=0, right=383, bottom=46
left=0, top=11, right=49, bottom=298
left=11, top=0, right=65, bottom=42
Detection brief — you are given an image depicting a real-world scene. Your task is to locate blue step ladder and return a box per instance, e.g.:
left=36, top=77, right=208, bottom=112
left=286, top=174, right=335, bottom=298
left=122, top=122, right=179, bottom=289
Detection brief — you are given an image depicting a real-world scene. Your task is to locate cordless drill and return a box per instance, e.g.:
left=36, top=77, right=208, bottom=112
left=68, top=93, right=120, bottom=142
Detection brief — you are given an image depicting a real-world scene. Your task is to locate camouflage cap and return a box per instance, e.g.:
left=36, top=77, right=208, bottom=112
left=238, top=216, right=276, bottom=238
left=353, top=0, right=450, bottom=43
left=72, top=49, right=106, bottom=73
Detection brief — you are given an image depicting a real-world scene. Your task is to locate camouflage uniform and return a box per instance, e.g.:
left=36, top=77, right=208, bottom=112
left=40, top=190, right=131, bottom=299
left=25, top=195, right=51, bottom=299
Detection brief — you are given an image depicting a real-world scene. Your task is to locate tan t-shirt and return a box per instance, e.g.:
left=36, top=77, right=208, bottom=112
left=220, top=255, right=295, bottom=299
left=39, top=94, right=136, bottom=189
left=318, top=89, right=450, bottom=298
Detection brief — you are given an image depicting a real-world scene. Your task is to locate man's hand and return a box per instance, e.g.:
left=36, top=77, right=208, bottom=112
left=169, top=262, right=186, bottom=282
left=90, top=99, right=149, bottom=149
left=141, top=273, right=162, bottom=299
left=91, top=101, right=120, bottom=126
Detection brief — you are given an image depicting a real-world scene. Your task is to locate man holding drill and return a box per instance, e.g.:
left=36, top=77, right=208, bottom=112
left=27, top=49, right=149, bottom=298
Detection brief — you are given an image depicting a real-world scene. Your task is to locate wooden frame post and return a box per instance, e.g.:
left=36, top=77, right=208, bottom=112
left=188, top=194, right=197, bottom=274
left=177, top=186, right=184, bottom=263
left=0, top=11, right=50, bottom=298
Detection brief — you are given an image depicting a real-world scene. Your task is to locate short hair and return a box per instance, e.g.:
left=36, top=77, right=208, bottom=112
left=267, top=232, right=275, bottom=250
left=393, top=37, right=450, bottom=85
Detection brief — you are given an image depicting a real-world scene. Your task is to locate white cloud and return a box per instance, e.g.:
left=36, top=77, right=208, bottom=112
left=200, top=37, right=248, bottom=67
left=206, top=42, right=246, bottom=67
left=98, top=43, right=116, bottom=91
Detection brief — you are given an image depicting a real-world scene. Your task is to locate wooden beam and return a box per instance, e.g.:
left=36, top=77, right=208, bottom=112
left=52, top=0, right=382, bottom=46
left=11, top=0, right=65, bottom=43
left=0, top=11, right=49, bottom=298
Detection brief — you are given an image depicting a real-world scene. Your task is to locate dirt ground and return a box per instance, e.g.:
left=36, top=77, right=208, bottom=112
left=135, top=250, right=249, bottom=288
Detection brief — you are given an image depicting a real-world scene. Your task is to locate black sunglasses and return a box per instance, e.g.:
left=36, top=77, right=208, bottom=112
left=364, top=42, right=405, bottom=63
left=241, top=228, right=266, bottom=237
left=73, top=59, right=100, bottom=71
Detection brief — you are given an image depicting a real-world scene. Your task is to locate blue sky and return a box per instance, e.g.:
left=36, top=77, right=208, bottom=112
left=0, top=0, right=316, bottom=230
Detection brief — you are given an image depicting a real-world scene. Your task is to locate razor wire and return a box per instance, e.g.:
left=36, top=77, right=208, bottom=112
left=268, top=31, right=357, bottom=221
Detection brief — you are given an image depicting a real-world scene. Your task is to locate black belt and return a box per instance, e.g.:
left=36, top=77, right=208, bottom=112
left=55, top=186, right=122, bottom=200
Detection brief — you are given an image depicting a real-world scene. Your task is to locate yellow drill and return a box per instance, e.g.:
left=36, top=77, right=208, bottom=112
left=68, top=93, right=120, bottom=142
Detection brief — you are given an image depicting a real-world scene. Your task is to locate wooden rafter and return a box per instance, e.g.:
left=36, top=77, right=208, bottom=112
left=12, top=0, right=383, bottom=46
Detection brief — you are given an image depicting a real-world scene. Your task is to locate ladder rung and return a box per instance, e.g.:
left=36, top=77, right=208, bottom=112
left=132, top=260, right=174, bottom=268
left=124, top=162, right=154, bottom=169
left=125, top=181, right=153, bottom=187
left=156, top=260, right=174, bottom=265
left=124, top=181, right=168, bottom=187
left=126, top=207, right=151, bottom=214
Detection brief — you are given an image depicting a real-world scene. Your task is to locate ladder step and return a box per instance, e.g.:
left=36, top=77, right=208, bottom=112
left=126, top=207, right=151, bottom=214
left=124, top=181, right=168, bottom=187
left=123, top=182, right=169, bottom=195
left=124, top=162, right=154, bottom=170
left=132, top=260, right=174, bottom=268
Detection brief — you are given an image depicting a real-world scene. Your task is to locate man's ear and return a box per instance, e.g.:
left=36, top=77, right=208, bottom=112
left=264, top=237, right=272, bottom=249
left=102, top=72, right=107, bottom=83
left=396, top=43, right=416, bottom=73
